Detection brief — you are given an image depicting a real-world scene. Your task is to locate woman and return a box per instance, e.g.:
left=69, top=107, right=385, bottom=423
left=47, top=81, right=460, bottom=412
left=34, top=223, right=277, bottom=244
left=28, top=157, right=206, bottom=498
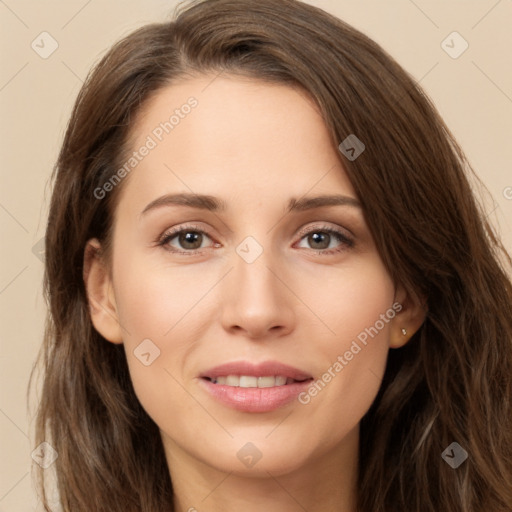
left=30, top=0, right=512, bottom=510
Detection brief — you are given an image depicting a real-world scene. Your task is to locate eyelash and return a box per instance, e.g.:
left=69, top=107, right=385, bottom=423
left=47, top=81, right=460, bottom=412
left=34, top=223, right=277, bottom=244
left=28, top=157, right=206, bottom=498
left=157, top=223, right=355, bottom=256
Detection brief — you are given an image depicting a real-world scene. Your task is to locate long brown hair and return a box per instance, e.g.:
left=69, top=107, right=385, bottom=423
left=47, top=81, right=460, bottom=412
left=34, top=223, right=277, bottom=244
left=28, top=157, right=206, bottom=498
left=29, top=0, right=512, bottom=510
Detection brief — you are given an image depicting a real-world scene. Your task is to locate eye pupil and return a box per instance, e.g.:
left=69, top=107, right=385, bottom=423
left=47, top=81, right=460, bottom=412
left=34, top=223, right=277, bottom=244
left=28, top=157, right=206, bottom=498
left=179, top=231, right=202, bottom=249
left=309, top=232, right=330, bottom=249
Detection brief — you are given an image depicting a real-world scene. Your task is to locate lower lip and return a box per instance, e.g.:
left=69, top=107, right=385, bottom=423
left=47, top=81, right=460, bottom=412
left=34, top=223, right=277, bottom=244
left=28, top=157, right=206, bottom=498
left=199, top=378, right=313, bottom=413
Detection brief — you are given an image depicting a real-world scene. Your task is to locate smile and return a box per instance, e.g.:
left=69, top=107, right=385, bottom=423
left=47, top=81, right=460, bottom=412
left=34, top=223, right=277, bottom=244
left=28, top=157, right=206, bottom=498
left=199, top=361, right=314, bottom=413
left=205, top=375, right=308, bottom=387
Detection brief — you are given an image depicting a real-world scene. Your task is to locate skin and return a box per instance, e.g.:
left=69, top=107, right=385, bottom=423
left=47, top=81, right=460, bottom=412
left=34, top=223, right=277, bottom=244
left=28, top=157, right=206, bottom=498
left=84, top=74, right=426, bottom=512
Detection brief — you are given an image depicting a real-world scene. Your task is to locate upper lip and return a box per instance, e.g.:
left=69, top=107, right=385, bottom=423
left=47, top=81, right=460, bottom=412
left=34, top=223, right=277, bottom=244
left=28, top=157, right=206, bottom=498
left=200, top=360, right=313, bottom=381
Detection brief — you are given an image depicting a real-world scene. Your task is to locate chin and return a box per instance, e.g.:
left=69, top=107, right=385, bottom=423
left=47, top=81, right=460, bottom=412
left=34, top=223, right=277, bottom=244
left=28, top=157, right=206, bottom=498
left=198, top=437, right=313, bottom=477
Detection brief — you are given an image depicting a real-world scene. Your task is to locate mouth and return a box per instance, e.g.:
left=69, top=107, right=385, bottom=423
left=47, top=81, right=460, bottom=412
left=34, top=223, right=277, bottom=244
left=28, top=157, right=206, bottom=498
left=202, top=375, right=312, bottom=387
left=198, top=361, right=314, bottom=413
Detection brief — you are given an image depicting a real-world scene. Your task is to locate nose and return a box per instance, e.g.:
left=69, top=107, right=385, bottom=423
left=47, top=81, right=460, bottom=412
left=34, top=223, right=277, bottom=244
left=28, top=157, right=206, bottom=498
left=220, top=246, right=296, bottom=339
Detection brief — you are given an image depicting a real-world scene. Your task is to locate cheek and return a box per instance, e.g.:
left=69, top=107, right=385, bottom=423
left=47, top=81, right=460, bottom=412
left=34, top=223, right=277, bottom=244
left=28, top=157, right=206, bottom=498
left=110, top=253, right=218, bottom=425
left=295, top=253, right=395, bottom=352
left=294, top=255, right=395, bottom=422
left=112, top=252, right=212, bottom=339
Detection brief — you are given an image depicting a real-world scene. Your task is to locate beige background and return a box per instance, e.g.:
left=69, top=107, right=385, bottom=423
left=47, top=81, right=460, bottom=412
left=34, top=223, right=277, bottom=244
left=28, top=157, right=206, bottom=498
left=1, top=0, right=511, bottom=510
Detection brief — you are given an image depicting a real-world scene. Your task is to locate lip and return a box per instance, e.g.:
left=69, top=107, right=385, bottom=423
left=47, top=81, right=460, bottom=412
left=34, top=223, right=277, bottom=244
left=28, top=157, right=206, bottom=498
left=198, top=360, right=313, bottom=413
left=199, top=360, right=313, bottom=381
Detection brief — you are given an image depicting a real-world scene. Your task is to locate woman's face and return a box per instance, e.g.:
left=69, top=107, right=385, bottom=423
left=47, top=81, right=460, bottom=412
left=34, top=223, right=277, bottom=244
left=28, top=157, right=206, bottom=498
left=86, top=74, right=414, bottom=478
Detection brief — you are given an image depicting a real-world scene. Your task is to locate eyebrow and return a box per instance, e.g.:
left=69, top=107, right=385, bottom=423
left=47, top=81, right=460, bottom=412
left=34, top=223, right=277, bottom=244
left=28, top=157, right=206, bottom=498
left=140, top=193, right=225, bottom=217
left=140, top=192, right=361, bottom=217
left=287, top=194, right=361, bottom=211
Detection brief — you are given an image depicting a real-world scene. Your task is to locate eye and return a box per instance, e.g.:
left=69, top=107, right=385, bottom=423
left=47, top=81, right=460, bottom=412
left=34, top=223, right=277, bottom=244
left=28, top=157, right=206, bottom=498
left=158, top=226, right=217, bottom=253
left=157, top=224, right=354, bottom=255
left=295, top=225, right=354, bottom=254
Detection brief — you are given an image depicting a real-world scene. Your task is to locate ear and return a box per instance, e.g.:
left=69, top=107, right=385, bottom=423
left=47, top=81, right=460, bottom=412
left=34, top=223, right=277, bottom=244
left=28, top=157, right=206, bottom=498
left=389, top=283, right=427, bottom=349
left=83, top=238, right=123, bottom=344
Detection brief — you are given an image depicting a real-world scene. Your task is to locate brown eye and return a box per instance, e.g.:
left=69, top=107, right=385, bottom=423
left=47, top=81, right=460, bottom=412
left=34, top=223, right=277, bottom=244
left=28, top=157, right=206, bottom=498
left=177, top=231, right=204, bottom=250
left=307, top=232, right=331, bottom=250
left=296, top=226, right=354, bottom=254
left=159, top=227, right=215, bottom=253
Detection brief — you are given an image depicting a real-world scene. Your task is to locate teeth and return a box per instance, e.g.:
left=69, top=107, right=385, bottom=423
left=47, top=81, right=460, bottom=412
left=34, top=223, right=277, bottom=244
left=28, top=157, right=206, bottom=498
left=226, top=375, right=239, bottom=386
left=239, top=376, right=258, bottom=388
left=258, top=376, right=277, bottom=388
left=275, top=376, right=287, bottom=386
left=210, top=375, right=292, bottom=388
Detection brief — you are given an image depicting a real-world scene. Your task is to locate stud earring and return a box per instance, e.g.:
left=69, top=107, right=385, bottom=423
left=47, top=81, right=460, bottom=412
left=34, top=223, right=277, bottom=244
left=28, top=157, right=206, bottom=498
left=401, top=328, right=407, bottom=336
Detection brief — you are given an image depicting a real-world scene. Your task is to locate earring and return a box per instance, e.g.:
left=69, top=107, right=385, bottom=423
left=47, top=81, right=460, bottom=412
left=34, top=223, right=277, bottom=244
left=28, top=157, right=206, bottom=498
left=401, top=328, right=407, bottom=336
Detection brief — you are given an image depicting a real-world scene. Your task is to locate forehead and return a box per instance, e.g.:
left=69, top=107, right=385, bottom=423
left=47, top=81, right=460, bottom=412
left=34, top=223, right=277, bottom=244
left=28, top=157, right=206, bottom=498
left=117, top=74, right=356, bottom=211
